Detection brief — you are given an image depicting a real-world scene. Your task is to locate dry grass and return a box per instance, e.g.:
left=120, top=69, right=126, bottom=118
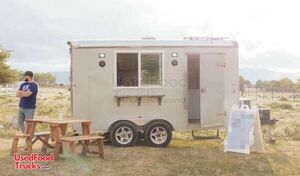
left=0, top=138, right=299, bottom=176
left=0, top=88, right=71, bottom=137
left=0, top=88, right=299, bottom=176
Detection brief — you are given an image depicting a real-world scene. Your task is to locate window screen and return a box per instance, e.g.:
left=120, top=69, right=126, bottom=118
left=117, top=53, right=138, bottom=87
left=141, top=53, right=162, bottom=86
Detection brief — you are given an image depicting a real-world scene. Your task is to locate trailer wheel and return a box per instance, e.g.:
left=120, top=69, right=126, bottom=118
left=109, top=121, right=138, bottom=147
left=145, top=121, right=172, bottom=147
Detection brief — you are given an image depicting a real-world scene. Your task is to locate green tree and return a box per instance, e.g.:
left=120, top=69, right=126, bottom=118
left=244, top=80, right=252, bottom=88
left=255, top=78, right=296, bottom=89
left=240, top=76, right=251, bottom=96
left=278, top=78, right=294, bottom=88
left=255, top=80, right=265, bottom=89
left=295, top=79, right=300, bottom=89
left=0, top=46, right=18, bottom=84
left=268, top=80, right=280, bottom=88
left=34, top=73, right=56, bottom=87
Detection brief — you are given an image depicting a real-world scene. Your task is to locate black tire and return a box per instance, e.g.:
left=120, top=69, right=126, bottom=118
left=144, top=121, right=172, bottom=147
left=109, top=121, right=138, bottom=147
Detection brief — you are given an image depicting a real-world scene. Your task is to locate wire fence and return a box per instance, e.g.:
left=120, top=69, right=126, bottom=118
left=243, top=87, right=300, bottom=102
left=0, top=84, right=19, bottom=96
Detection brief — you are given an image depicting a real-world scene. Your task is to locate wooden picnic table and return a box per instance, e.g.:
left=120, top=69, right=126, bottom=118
left=11, top=118, right=104, bottom=160
left=24, top=119, right=92, bottom=154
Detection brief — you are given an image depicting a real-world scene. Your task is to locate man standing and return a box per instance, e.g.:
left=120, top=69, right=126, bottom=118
left=16, top=71, right=38, bottom=132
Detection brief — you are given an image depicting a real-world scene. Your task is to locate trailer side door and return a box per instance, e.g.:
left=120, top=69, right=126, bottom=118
left=200, top=53, right=225, bottom=128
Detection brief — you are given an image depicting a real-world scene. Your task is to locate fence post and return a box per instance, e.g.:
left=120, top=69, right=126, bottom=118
left=293, top=89, right=296, bottom=102
left=248, top=88, right=250, bottom=97
left=272, top=88, right=274, bottom=101
left=256, top=87, right=258, bottom=100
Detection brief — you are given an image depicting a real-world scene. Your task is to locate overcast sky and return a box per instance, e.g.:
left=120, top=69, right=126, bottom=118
left=1, top=0, right=299, bottom=73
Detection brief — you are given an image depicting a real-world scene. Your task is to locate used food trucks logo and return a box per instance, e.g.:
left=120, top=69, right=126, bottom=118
left=14, top=153, right=53, bottom=170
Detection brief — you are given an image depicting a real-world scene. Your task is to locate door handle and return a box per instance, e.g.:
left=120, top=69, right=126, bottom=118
left=201, top=88, right=206, bottom=93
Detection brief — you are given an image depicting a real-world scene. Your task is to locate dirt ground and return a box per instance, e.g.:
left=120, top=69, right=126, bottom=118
left=0, top=87, right=299, bottom=176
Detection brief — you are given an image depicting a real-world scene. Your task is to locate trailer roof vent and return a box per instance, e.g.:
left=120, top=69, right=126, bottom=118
left=183, top=36, right=228, bottom=41
left=142, top=36, right=156, bottom=40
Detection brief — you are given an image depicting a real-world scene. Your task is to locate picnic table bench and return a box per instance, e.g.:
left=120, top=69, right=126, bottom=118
left=10, top=119, right=104, bottom=160
left=55, top=135, right=104, bottom=159
left=11, top=131, right=51, bottom=155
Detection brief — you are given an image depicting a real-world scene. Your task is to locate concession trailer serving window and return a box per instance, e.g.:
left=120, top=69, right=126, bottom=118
left=116, top=52, right=162, bottom=87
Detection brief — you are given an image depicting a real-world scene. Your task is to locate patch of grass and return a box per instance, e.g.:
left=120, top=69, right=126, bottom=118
left=269, top=102, right=293, bottom=110
left=1, top=88, right=300, bottom=175
left=285, top=124, right=300, bottom=140
left=0, top=88, right=71, bottom=135
left=279, top=97, right=288, bottom=101
left=36, top=104, right=57, bottom=116
left=292, top=134, right=300, bottom=140
left=0, top=120, right=12, bottom=129
left=53, top=92, right=67, bottom=100
left=1, top=139, right=300, bottom=176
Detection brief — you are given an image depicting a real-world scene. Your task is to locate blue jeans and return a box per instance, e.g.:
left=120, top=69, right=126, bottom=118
left=18, top=107, right=36, bottom=133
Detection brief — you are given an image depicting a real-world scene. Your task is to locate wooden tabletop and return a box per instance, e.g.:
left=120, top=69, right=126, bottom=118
left=26, top=119, right=92, bottom=124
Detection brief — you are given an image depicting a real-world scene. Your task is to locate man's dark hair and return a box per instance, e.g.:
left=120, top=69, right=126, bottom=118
left=24, top=71, right=34, bottom=78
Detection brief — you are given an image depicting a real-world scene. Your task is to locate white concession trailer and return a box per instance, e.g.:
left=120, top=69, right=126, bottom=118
left=68, top=37, right=239, bottom=147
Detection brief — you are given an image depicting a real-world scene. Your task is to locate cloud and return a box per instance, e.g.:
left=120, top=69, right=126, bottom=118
left=7, top=60, right=69, bottom=72
left=1, top=0, right=300, bottom=72
left=240, top=49, right=300, bottom=72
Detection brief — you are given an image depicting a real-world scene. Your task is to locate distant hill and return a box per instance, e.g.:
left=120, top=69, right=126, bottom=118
left=51, top=71, right=69, bottom=85
left=240, top=67, right=300, bottom=83
left=51, top=68, right=300, bottom=85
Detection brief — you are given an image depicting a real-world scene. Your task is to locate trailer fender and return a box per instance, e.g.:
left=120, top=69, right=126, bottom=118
left=107, top=119, right=174, bottom=133
left=143, top=119, right=174, bottom=131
